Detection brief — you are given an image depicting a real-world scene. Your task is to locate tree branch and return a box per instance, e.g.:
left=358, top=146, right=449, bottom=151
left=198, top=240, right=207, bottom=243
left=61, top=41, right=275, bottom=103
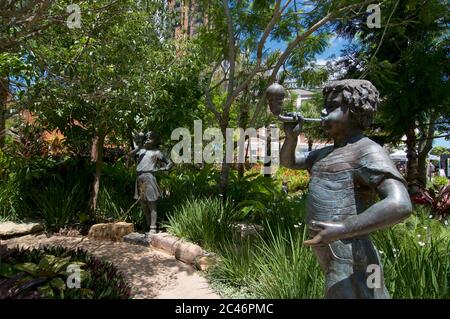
left=205, top=61, right=222, bottom=123
left=416, top=134, right=450, bottom=142
left=222, top=0, right=236, bottom=121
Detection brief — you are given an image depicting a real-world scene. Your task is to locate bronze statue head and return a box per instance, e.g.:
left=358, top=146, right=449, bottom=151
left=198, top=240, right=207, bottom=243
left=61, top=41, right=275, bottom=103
left=322, top=79, right=380, bottom=130
left=144, top=131, right=161, bottom=149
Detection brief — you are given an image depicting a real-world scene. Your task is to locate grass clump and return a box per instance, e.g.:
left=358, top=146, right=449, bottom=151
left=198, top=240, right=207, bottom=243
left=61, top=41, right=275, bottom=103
left=165, top=196, right=237, bottom=251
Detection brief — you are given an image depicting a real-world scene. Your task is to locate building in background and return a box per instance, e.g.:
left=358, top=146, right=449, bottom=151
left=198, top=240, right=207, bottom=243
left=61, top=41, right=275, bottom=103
left=288, top=87, right=315, bottom=111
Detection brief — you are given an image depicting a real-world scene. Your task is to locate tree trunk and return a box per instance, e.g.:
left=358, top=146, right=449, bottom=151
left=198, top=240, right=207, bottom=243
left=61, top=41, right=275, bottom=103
left=219, top=161, right=231, bottom=200
left=237, top=145, right=246, bottom=178
left=405, top=124, right=420, bottom=194
left=263, top=125, right=272, bottom=178
left=417, top=115, right=437, bottom=184
left=418, top=152, right=429, bottom=185
left=237, top=90, right=250, bottom=178
left=219, top=123, right=231, bottom=201
left=88, top=132, right=106, bottom=217
left=308, top=139, right=313, bottom=152
left=0, top=77, right=9, bottom=149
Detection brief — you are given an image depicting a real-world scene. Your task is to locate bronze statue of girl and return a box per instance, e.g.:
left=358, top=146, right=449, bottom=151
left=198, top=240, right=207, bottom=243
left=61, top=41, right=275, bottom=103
left=131, top=131, right=172, bottom=234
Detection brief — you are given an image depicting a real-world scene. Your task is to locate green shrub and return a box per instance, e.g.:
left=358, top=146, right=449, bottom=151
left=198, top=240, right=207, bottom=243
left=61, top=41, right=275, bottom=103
left=207, top=239, right=258, bottom=298
left=165, top=196, right=237, bottom=251
left=0, top=149, right=8, bottom=180
left=30, top=180, right=88, bottom=230
left=432, top=176, right=449, bottom=188
left=373, top=208, right=450, bottom=299
left=250, top=225, right=324, bottom=299
left=0, top=246, right=131, bottom=299
left=96, top=161, right=145, bottom=229
left=275, top=167, right=310, bottom=193
left=203, top=194, right=323, bottom=299
left=229, top=171, right=292, bottom=223
left=0, top=156, right=93, bottom=226
left=207, top=223, right=323, bottom=299
left=0, top=176, right=29, bottom=222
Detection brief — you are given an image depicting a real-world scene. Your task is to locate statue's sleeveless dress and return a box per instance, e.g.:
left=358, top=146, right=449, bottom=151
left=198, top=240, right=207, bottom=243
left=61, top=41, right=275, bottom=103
left=134, top=149, right=163, bottom=202
left=305, top=136, right=407, bottom=299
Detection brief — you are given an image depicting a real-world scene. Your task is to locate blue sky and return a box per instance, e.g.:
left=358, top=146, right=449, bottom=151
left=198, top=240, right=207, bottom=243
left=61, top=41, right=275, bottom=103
left=434, top=137, right=450, bottom=148
left=315, top=36, right=350, bottom=62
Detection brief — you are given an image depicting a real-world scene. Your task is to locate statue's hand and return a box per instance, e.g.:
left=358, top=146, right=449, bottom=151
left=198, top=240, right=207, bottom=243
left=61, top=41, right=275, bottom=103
left=283, top=112, right=303, bottom=138
left=303, top=220, right=346, bottom=246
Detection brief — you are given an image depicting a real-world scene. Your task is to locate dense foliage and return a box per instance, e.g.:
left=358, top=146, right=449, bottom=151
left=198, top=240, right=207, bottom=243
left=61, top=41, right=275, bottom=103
left=0, top=246, right=130, bottom=299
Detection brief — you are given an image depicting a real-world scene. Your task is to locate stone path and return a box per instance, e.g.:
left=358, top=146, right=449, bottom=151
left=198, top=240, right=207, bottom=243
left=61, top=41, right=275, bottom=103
left=2, top=234, right=220, bottom=299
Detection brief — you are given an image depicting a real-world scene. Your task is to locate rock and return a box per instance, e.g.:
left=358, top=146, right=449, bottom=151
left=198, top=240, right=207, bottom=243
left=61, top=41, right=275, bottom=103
left=195, top=256, right=216, bottom=271
left=125, top=232, right=205, bottom=267
left=174, top=241, right=203, bottom=265
left=123, top=232, right=151, bottom=246
left=0, top=222, right=44, bottom=239
left=149, top=233, right=180, bottom=255
left=112, top=222, right=135, bottom=240
left=148, top=233, right=204, bottom=264
left=88, top=222, right=134, bottom=241
left=55, top=228, right=81, bottom=237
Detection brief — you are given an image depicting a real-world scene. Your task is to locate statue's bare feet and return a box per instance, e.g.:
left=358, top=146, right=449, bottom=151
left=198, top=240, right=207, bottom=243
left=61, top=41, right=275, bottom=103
left=149, top=227, right=157, bottom=234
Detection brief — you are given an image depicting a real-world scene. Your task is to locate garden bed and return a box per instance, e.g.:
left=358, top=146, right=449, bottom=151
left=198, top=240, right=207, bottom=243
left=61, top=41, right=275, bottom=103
left=0, top=246, right=131, bottom=299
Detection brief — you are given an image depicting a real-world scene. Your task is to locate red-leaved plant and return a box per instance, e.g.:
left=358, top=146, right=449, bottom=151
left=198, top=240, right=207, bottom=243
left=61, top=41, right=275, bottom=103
left=411, top=183, right=450, bottom=220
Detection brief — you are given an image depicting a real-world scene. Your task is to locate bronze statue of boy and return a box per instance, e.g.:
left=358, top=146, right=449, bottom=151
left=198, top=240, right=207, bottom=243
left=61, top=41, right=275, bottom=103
left=279, top=79, right=412, bottom=298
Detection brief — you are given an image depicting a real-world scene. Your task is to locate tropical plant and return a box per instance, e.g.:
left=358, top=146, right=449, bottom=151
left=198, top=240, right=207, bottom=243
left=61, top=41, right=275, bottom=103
left=30, top=181, right=89, bottom=230
left=0, top=246, right=130, bottom=299
left=208, top=218, right=323, bottom=299
left=207, top=238, right=258, bottom=298
left=411, top=184, right=450, bottom=220
left=230, top=171, right=283, bottom=222
left=0, top=254, right=88, bottom=298
left=0, top=176, right=28, bottom=222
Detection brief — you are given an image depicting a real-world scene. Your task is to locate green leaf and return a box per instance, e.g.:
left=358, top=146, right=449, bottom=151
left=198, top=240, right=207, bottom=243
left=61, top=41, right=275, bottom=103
left=38, top=255, right=55, bottom=269
left=52, top=257, right=72, bottom=273
left=15, top=262, right=39, bottom=276
left=0, top=263, right=15, bottom=278
left=78, top=288, right=95, bottom=299
left=38, top=284, right=56, bottom=298
left=49, top=277, right=67, bottom=292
